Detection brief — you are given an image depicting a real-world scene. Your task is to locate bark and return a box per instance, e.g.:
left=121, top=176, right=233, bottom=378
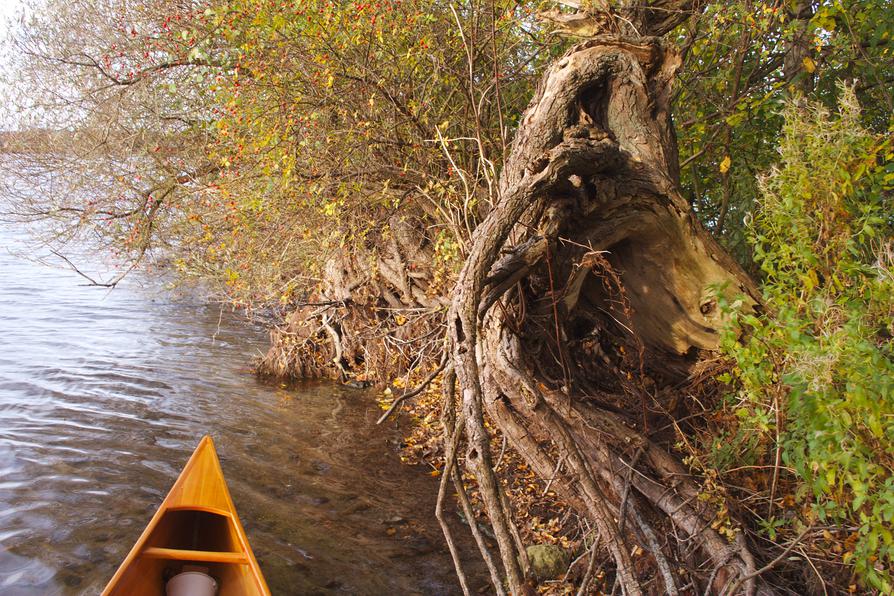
left=783, top=0, right=816, bottom=95
left=447, top=28, right=770, bottom=596
left=261, top=4, right=777, bottom=594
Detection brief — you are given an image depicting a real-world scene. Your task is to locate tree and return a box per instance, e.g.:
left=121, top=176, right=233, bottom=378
left=445, top=3, right=771, bottom=593
left=1, top=0, right=224, bottom=284
left=720, top=89, right=894, bottom=593
left=3, top=0, right=893, bottom=593
left=673, top=0, right=894, bottom=264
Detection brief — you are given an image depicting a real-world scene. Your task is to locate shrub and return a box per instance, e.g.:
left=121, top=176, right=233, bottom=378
left=719, top=87, right=894, bottom=591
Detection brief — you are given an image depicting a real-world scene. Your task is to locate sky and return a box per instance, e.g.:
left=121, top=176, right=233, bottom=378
left=0, top=0, right=30, bottom=129
left=0, top=0, right=23, bottom=38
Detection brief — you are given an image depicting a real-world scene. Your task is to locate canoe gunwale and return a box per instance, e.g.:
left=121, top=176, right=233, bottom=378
left=101, top=435, right=271, bottom=596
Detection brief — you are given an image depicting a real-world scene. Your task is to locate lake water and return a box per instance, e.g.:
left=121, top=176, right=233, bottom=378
left=0, top=229, right=480, bottom=595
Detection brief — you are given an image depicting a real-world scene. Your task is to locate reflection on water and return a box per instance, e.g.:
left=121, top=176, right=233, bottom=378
left=0, top=230, right=480, bottom=595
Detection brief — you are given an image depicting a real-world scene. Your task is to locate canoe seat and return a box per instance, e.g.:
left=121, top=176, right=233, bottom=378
left=141, top=546, right=249, bottom=565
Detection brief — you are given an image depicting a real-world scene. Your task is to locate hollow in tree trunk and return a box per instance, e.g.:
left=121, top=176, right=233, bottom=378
left=446, top=9, right=772, bottom=595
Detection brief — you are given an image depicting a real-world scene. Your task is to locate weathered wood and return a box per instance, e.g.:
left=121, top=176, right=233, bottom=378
left=447, top=24, right=769, bottom=595
left=258, top=4, right=772, bottom=594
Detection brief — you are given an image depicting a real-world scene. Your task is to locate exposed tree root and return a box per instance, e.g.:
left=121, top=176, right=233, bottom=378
left=258, top=8, right=783, bottom=595
left=444, top=27, right=769, bottom=596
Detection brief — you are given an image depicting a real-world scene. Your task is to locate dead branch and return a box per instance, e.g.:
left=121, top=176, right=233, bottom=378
left=377, top=356, right=449, bottom=424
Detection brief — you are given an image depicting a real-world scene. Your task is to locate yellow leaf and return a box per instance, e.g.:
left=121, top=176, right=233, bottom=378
left=802, top=56, right=816, bottom=74
left=719, top=155, right=732, bottom=174
left=804, top=268, right=819, bottom=292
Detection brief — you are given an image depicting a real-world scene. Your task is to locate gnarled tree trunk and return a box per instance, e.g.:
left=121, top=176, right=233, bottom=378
left=446, top=5, right=770, bottom=594
left=259, top=3, right=775, bottom=593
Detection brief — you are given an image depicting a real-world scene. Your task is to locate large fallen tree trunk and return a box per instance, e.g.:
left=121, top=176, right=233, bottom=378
left=445, top=5, right=771, bottom=594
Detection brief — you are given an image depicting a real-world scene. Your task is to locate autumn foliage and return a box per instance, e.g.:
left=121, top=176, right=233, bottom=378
left=2, top=0, right=893, bottom=594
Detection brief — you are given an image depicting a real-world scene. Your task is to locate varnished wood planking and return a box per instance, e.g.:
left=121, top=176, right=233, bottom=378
left=102, top=436, right=270, bottom=596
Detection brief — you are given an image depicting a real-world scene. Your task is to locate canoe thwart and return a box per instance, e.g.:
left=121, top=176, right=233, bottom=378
left=141, top=547, right=249, bottom=565
left=102, top=435, right=271, bottom=595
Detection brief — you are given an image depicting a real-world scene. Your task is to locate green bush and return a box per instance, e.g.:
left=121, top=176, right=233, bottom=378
left=719, top=88, right=894, bottom=591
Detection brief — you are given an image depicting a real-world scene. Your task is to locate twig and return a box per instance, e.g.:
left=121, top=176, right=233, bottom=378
left=768, top=391, right=783, bottom=518
left=542, top=454, right=566, bottom=497
left=494, top=435, right=508, bottom=470
left=453, top=465, right=508, bottom=596
left=575, top=538, right=600, bottom=596
left=435, top=410, right=474, bottom=596
left=293, top=299, right=347, bottom=308
left=51, top=249, right=133, bottom=288
left=376, top=355, right=448, bottom=424
left=628, top=497, right=679, bottom=595
left=499, top=478, right=530, bottom=574
left=617, top=447, right=644, bottom=534
left=797, top=546, right=828, bottom=596
left=435, top=365, right=506, bottom=596
left=613, top=447, right=681, bottom=594
left=721, top=525, right=813, bottom=596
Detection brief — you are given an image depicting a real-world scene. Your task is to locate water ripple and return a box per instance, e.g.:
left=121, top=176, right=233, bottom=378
left=0, top=226, right=482, bottom=595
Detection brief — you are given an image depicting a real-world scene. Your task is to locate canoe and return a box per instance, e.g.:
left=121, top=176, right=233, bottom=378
left=102, top=435, right=271, bottom=596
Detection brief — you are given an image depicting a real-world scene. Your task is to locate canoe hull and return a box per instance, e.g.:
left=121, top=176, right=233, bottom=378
left=102, top=436, right=270, bottom=596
